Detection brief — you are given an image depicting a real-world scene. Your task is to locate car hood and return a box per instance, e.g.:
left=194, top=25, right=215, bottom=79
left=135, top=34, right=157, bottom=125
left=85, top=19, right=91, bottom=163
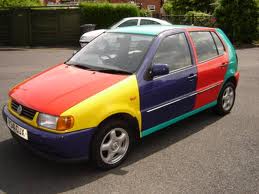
left=9, top=64, right=128, bottom=115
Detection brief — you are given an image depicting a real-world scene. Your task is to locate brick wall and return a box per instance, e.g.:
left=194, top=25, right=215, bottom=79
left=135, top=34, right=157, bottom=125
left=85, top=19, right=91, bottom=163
left=43, top=0, right=61, bottom=5
left=111, top=0, right=129, bottom=2
left=110, top=0, right=162, bottom=14
left=136, top=0, right=162, bottom=14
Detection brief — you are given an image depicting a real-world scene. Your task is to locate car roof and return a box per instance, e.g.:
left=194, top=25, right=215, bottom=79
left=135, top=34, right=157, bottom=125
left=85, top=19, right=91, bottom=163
left=122, top=17, right=171, bottom=25
left=108, top=25, right=214, bottom=36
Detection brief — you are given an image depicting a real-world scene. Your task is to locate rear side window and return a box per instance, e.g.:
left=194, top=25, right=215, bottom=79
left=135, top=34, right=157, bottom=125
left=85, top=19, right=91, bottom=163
left=190, top=31, right=218, bottom=62
left=118, top=19, right=138, bottom=27
left=140, top=19, right=160, bottom=25
left=153, top=33, right=192, bottom=72
left=211, top=32, right=225, bottom=55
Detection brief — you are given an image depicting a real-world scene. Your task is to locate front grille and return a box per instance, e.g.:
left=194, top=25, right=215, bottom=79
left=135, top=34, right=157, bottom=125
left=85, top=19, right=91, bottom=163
left=11, top=100, right=37, bottom=120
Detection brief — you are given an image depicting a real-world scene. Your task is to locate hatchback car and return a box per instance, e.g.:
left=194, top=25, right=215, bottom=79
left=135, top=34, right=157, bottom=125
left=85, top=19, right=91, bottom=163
left=3, top=25, right=239, bottom=169
left=79, top=17, right=172, bottom=47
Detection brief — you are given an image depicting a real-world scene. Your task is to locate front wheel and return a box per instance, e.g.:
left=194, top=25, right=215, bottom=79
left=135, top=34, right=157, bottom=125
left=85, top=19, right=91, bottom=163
left=91, top=120, right=132, bottom=170
left=214, top=82, right=236, bottom=115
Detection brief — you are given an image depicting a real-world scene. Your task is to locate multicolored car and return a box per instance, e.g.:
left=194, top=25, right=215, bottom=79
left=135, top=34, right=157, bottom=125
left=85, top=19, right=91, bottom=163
left=2, top=25, right=239, bottom=169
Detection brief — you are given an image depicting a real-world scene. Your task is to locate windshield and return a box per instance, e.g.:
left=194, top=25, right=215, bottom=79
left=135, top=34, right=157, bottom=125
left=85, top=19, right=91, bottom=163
left=67, top=32, right=154, bottom=74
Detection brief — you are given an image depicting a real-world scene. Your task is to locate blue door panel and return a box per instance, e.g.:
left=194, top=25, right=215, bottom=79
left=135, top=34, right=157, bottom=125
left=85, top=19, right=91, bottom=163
left=140, top=66, right=197, bottom=130
left=141, top=96, right=195, bottom=130
left=140, top=67, right=196, bottom=110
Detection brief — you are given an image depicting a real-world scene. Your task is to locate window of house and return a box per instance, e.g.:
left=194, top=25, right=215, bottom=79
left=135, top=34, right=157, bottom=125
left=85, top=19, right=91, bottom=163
left=140, top=19, right=160, bottom=25
left=118, top=19, right=138, bottom=27
left=147, top=5, right=156, bottom=12
left=190, top=31, right=218, bottom=62
left=153, top=33, right=192, bottom=72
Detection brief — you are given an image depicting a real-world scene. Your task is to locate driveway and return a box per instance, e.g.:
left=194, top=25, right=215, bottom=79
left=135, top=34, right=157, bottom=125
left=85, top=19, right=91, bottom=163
left=0, top=47, right=258, bottom=194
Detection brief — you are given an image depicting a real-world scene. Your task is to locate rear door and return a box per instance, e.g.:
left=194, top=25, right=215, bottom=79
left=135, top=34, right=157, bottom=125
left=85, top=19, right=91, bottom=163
left=189, top=30, right=228, bottom=109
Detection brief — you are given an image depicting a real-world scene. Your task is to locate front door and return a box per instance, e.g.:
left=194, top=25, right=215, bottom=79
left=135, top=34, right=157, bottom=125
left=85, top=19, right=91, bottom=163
left=139, top=32, right=197, bottom=134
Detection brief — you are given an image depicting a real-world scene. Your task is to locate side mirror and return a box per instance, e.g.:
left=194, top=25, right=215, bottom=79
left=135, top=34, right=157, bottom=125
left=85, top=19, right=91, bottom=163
left=151, top=63, right=169, bottom=78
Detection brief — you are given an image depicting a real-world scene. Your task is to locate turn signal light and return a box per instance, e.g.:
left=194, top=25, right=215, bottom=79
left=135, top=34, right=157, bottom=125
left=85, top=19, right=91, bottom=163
left=56, top=116, right=74, bottom=131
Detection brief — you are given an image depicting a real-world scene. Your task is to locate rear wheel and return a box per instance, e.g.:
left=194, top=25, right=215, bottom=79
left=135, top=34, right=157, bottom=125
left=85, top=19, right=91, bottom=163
left=91, top=120, right=132, bottom=170
left=214, top=82, right=236, bottom=115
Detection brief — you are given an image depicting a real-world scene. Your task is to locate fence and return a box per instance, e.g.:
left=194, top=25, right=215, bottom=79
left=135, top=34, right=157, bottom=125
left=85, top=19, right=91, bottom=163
left=0, top=7, right=217, bottom=46
left=161, top=15, right=216, bottom=27
left=0, top=6, right=80, bottom=46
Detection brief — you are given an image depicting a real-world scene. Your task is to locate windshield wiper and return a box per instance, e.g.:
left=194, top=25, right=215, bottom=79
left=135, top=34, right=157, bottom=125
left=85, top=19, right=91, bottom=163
left=66, top=62, right=132, bottom=74
left=96, top=68, right=132, bottom=75
left=72, top=64, right=92, bottom=70
left=66, top=63, right=95, bottom=70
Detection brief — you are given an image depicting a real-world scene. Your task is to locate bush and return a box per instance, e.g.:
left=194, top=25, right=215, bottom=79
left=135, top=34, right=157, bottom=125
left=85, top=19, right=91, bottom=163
left=164, top=0, right=215, bottom=15
left=184, top=11, right=214, bottom=27
left=163, top=2, right=173, bottom=14
left=139, top=8, right=152, bottom=17
left=80, top=2, right=139, bottom=29
left=214, top=0, right=258, bottom=44
left=185, top=10, right=210, bottom=17
left=0, top=0, right=41, bottom=7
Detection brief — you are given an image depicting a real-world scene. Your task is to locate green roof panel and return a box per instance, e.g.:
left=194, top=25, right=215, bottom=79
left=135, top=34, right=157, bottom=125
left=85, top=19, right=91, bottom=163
left=107, top=25, right=206, bottom=36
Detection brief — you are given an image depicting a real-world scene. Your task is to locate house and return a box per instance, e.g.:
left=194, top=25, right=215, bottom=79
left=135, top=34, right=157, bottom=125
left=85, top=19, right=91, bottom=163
left=41, top=0, right=60, bottom=5
left=110, top=0, right=164, bottom=14
left=41, top=0, right=78, bottom=5
left=41, top=0, right=163, bottom=14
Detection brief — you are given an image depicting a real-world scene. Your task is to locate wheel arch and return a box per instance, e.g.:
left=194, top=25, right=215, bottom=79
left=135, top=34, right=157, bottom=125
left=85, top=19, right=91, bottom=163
left=98, top=113, right=141, bottom=140
left=225, top=76, right=237, bottom=88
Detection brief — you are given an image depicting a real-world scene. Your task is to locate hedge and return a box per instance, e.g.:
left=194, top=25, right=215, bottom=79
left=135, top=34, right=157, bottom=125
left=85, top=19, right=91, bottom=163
left=139, top=8, right=152, bottom=17
left=0, top=0, right=41, bottom=7
left=80, top=2, right=139, bottom=29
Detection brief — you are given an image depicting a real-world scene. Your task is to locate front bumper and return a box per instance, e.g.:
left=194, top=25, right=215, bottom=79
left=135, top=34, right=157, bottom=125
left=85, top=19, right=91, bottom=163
left=2, top=105, right=96, bottom=161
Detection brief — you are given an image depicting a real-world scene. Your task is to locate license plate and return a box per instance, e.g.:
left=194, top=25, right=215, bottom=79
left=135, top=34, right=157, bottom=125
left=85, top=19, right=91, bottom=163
left=7, top=117, right=28, bottom=140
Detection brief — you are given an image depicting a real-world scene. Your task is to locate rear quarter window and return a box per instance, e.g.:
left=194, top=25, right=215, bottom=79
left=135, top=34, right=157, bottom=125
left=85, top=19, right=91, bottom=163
left=118, top=19, right=138, bottom=27
left=211, top=32, right=225, bottom=55
left=140, top=19, right=160, bottom=25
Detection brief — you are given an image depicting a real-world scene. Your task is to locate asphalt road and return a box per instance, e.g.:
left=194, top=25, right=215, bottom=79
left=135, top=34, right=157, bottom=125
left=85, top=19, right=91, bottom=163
left=0, top=47, right=258, bottom=194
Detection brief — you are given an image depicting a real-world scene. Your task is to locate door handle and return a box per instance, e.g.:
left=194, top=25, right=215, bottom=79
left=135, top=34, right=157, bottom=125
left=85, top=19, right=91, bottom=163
left=187, top=74, right=197, bottom=80
left=220, top=62, right=228, bottom=68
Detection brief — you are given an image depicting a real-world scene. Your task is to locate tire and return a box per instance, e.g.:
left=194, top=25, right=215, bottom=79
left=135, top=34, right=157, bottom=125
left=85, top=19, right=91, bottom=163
left=214, top=82, right=236, bottom=115
left=91, top=119, right=133, bottom=170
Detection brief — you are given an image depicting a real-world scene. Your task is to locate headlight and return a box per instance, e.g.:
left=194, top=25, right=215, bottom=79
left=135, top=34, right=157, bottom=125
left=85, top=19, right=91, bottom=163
left=37, top=113, right=74, bottom=131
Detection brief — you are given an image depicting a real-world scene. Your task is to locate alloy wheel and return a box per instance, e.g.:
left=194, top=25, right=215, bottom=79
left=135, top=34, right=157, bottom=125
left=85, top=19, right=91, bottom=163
left=100, top=128, right=129, bottom=165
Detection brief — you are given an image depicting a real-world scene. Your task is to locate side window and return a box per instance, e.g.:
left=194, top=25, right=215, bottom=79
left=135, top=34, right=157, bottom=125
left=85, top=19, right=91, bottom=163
left=118, top=19, right=138, bottom=27
left=211, top=32, right=225, bottom=55
left=190, top=31, right=218, bottom=62
left=140, top=19, right=160, bottom=25
left=153, top=33, right=192, bottom=72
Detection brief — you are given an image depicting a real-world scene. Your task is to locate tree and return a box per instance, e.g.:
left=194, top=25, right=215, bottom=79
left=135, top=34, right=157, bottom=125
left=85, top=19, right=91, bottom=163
left=191, top=0, right=216, bottom=14
left=164, top=0, right=215, bottom=15
left=214, top=0, right=258, bottom=44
